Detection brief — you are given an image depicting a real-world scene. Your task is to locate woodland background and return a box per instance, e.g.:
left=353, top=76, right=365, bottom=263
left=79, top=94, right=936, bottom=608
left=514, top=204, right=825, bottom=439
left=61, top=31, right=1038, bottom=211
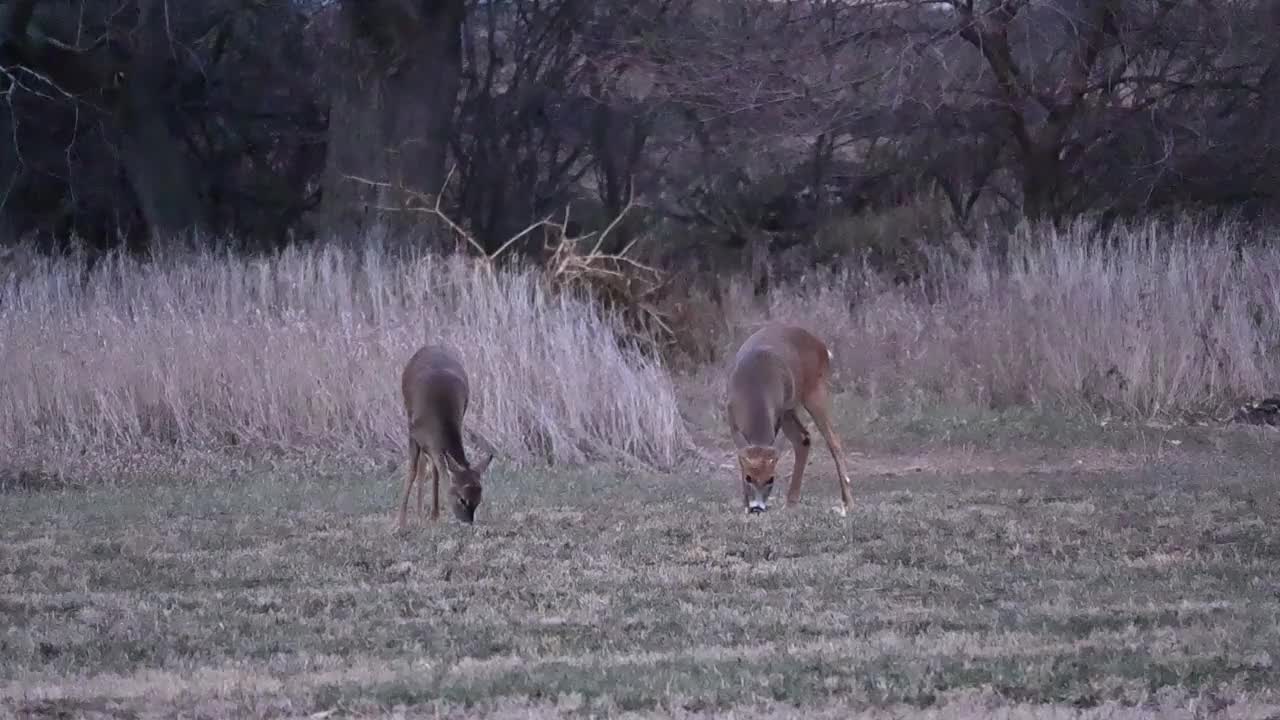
left=4, top=0, right=1280, bottom=260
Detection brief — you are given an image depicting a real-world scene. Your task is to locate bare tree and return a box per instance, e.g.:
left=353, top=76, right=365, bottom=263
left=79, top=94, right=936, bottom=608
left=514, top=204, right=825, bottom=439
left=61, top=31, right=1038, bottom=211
left=318, top=0, right=466, bottom=245
left=4, top=0, right=1280, bottom=258
left=0, top=0, right=324, bottom=249
left=926, top=0, right=1280, bottom=222
left=1, top=0, right=209, bottom=241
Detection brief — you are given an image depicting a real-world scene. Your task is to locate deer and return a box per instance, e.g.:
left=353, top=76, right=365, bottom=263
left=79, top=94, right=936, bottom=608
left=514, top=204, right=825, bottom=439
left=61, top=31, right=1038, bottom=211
left=396, top=343, right=494, bottom=530
left=726, top=322, right=854, bottom=516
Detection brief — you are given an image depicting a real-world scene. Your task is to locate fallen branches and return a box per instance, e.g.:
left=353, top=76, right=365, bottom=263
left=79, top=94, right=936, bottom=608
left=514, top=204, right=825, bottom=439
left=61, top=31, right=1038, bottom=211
left=344, top=170, right=676, bottom=351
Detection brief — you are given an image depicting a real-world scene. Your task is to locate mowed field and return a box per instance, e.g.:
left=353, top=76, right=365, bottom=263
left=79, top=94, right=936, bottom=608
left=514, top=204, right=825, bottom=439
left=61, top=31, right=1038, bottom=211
left=3, top=431, right=1280, bottom=719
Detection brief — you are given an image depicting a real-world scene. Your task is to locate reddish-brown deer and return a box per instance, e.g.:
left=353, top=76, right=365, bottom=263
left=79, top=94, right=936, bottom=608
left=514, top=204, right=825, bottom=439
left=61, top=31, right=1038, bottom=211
left=726, top=322, right=854, bottom=515
left=397, top=344, right=494, bottom=529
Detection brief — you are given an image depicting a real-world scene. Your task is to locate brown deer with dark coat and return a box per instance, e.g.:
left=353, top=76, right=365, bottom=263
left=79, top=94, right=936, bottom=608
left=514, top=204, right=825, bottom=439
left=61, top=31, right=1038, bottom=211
left=397, top=344, right=494, bottom=529
left=726, top=323, right=854, bottom=515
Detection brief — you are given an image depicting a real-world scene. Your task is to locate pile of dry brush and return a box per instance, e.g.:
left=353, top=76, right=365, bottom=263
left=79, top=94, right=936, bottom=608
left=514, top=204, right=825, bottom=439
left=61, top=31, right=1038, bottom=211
left=356, top=172, right=692, bottom=359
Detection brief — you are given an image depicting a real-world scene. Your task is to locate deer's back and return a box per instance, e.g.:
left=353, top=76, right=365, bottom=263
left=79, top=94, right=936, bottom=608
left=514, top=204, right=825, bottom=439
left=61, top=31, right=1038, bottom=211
left=730, top=323, right=830, bottom=408
left=401, top=344, right=470, bottom=443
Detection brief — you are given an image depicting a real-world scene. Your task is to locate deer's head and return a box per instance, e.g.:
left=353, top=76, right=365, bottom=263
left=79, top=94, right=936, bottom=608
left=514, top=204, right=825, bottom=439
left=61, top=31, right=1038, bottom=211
left=733, top=433, right=780, bottom=513
left=443, top=452, right=493, bottom=523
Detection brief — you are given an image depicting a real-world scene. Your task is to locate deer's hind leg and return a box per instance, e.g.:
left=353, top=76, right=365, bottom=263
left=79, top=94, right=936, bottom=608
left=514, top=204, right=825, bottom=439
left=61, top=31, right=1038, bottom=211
left=416, top=460, right=425, bottom=517
left=428, top=452, right=442, bottom=521
left=779, top=410, right=811, bottom=507
left=801, top=381, right=854, bottom=514
left=431, top=459, right=441, bottom=521
left=396, top=438, right=422, bottom=531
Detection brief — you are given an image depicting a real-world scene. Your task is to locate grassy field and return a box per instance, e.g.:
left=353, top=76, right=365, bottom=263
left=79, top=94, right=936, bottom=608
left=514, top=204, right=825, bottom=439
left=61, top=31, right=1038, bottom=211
left=4, top=430, right=1280, bottom=719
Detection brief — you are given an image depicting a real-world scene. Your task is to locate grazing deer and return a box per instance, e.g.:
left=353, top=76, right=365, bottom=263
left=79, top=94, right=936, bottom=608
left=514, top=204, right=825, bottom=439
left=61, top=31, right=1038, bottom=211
left=726, top=322, right=854, bottom=516
left=397, top=344, right=494, bottom=529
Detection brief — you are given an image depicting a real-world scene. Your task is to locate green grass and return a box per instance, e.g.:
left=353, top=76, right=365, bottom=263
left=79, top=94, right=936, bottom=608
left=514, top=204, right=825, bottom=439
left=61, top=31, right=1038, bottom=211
left=3, top=440, right=1280, bottom=718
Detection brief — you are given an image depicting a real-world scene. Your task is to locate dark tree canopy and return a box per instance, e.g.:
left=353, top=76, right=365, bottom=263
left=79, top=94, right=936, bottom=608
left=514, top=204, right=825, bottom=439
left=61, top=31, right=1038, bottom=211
left=2, top=0, right=1278, bottom=260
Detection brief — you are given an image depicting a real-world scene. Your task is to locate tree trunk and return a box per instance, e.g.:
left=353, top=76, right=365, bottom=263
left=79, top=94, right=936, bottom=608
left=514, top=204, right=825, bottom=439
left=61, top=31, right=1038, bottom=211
left=1, top=0, right=208, bottom=244
left=320, top=0, right=466, bottom=247
left=0, top=103, right=20, bottom=240
left=590, top=96, right=649, bottom=254
left=115, top=0, right=209, bottom=244
left=1020, top=147, right=1062, bottom=223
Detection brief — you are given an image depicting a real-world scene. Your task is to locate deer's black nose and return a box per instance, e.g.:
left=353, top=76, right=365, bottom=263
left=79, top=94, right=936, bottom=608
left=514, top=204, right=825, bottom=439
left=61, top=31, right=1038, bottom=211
left=747, top=505, right=766, bottom=514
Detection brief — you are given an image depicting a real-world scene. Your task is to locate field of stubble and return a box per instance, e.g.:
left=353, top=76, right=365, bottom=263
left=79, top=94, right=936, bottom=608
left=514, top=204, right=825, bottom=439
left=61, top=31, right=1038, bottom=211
left=3, top=438, right=1280, bottom=719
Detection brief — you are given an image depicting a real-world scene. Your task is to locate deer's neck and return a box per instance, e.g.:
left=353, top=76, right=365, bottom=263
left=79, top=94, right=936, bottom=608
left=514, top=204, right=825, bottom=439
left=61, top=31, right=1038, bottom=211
left=738, top=391, right=779, bottom=446
left=731, top=350, right=795, bottom=445
left=439, top=416, right=469, bottom=468
left=419, top=376, right=470, bottom=468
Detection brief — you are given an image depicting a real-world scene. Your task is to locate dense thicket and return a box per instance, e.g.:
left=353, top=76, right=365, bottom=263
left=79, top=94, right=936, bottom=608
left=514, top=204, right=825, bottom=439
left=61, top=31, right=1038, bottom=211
left=3, top=0, right=1278, bottom=262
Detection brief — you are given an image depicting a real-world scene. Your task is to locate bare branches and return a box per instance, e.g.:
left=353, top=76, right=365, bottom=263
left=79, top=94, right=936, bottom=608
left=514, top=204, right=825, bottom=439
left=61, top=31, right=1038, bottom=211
left=8, top=0, right=1280, bottom=253
left=621, top=0, right=897, bottom=140
left=347, top=166, right=675, bottom=348
left=542, top=190, right=676, bottom=348
left=347, top=166, right=546, bottom=261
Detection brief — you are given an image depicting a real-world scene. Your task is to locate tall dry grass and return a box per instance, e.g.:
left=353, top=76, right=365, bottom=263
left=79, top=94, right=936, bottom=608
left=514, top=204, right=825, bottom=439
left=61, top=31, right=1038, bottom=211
left=706, top=218, right=1280, bottom=421
left=2, top=218, right=1276, bottom=479
left=0, top=243, right=689, bottom=469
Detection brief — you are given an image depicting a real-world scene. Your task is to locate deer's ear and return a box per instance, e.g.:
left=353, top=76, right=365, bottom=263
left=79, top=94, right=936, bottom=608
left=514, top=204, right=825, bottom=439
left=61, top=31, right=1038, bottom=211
left=732, top=429, right=750, bottom=451
left=472, top=452, right=494, bottom=474
left=443, top=453, right=467, bottom=474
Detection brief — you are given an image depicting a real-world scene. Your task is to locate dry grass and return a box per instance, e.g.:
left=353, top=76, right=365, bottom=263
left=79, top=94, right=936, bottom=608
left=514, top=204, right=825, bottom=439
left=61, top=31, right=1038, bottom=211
left=2, top=218, right=1278, bottom=483
left=0, top=243, right=687, bottom=473
left=688, top=218, right=1280, bottom=425
left=2, top=450, right=1278, bottom=717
